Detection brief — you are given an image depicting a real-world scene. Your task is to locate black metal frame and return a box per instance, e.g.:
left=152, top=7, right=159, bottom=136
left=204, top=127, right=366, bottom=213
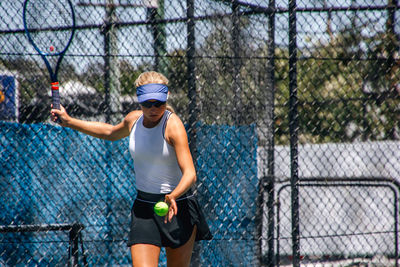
left=274, top=177, right=400, bottom=267
left=0, top=223, right=85, bottom=267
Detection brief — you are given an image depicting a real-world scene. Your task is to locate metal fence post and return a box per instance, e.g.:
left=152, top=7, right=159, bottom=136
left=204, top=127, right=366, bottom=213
left=69, top=223, right=82, bottom=267
left=186, top=0, right=200, bottom=266
left=288, top=0, right=300, bottom=266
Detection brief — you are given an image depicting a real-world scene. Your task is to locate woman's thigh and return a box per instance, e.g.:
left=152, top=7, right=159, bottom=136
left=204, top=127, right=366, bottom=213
left=130, top=244, right=161, bottom=267
left=165, top=226, right=197, bottom=267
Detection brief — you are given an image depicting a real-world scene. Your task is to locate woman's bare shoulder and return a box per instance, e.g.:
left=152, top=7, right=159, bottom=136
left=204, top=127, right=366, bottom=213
left=165, top=113, right=187, bottom=143
left=167, top=112, right=184, bottom=128
left=124, top=110, right=143, bottom=129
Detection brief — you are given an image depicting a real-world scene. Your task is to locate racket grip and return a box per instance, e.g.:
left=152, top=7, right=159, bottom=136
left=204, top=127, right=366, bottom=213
left=51, top=82, right=61, bottom=123
left=51, top=82, right=61, bottom=110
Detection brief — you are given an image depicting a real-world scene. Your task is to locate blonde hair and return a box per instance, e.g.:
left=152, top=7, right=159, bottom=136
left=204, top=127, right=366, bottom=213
left=135, top=71, right=169, bottom=87
left=166, top=105, right=175, bottom=113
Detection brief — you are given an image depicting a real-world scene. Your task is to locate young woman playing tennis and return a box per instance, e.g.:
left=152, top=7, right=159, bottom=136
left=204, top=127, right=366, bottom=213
left=51, top=71, right=212, bottom=267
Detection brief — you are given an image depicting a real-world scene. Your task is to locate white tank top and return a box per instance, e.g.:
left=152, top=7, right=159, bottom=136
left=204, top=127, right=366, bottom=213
left=129, top=111, right=182, bottom=194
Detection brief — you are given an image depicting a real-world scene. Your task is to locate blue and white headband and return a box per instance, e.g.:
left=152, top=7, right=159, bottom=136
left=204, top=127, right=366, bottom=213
left=136, top=83, right=168, bottom=103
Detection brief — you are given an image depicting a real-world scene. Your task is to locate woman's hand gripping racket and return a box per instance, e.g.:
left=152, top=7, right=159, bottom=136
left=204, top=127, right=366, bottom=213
left=23, top=0, right=76, bottom=122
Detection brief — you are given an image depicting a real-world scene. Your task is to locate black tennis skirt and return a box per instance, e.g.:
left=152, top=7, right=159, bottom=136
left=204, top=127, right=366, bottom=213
left=127, top=190, right=212, bottom=248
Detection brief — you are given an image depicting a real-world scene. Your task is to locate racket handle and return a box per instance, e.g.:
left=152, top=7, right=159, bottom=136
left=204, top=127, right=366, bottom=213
left=51, top=82, right=61, bottom=109
left=51, top=82, right=61, bottom=123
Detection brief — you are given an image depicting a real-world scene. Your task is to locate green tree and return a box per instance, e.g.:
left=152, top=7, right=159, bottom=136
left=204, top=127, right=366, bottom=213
left=273, top=18, right=400, bottom=144
left=196, top=15, right=253, bottom=125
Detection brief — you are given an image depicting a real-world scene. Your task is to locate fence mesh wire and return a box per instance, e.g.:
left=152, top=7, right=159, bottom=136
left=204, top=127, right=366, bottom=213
left=1, top=0, right=400, bottom=266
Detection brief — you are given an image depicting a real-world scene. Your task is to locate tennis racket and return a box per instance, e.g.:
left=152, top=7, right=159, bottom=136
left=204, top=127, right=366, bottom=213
left=23, top=0, right=76, bottom=117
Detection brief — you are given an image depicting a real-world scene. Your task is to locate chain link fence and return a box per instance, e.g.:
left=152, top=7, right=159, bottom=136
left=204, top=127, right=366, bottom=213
left=1, top=0, right=400, bottom=266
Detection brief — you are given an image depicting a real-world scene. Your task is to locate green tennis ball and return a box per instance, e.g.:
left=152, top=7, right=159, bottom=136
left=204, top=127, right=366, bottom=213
left=154, top=201, right=169, bottom=216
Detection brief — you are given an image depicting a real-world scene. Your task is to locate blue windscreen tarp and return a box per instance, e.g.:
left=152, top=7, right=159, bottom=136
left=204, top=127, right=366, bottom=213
left=0, top=121, right=258, bottom=266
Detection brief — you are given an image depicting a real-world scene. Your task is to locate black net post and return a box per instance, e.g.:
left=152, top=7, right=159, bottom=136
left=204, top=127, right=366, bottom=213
left=69, top=223, right=84, bottom=267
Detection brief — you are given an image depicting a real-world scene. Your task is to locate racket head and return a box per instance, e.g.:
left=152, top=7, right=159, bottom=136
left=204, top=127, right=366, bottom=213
left=23, top=0, right=76, bottom=57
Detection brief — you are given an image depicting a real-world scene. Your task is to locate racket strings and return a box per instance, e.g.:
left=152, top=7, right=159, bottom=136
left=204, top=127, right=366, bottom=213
left=25, top=0, right=74, bottom=54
